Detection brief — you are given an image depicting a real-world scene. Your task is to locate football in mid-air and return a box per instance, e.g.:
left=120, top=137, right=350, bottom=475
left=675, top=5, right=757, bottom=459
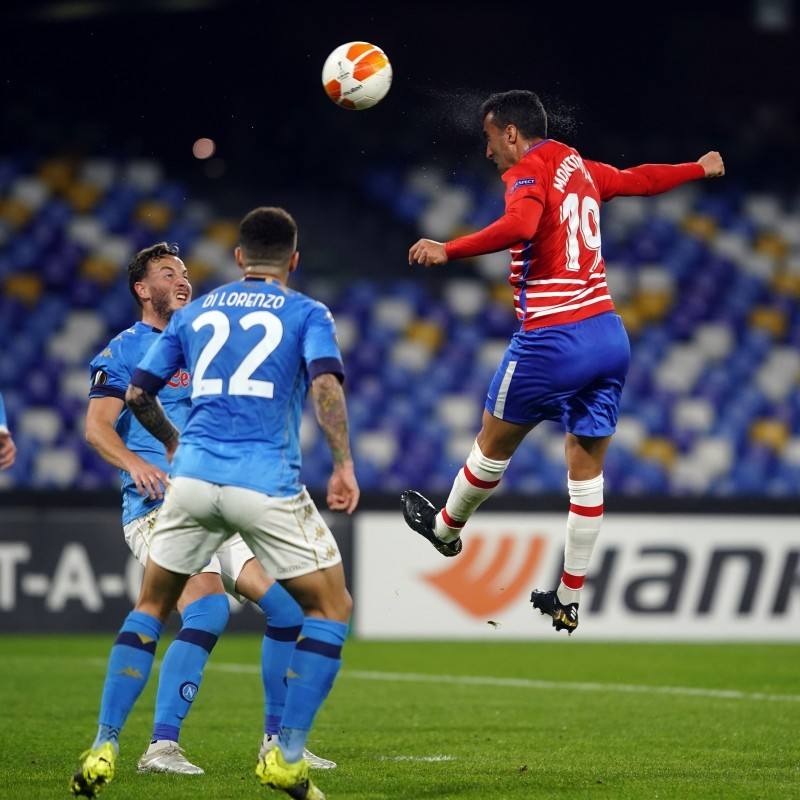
left=322, top=42, right=392, bottom=110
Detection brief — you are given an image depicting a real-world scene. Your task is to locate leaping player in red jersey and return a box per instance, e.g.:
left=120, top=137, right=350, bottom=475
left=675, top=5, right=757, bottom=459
left=401, top=90, right=724, bottom=634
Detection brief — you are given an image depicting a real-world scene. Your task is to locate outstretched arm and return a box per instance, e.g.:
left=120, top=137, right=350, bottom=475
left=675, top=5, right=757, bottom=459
left=310, top=373, right=359, bottom=514
left=125, top=384, right=180, bottom=463
left=587, top=151, right=724, bottom=201
left=409, top=197, right=544, bottom=266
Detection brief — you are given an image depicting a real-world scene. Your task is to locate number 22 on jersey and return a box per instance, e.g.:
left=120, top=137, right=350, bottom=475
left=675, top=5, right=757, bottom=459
left=191, top=310, right=284, bottom=399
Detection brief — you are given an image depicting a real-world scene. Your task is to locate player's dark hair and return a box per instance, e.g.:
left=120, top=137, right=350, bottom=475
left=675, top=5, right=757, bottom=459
left=239, top=207, right=298, bottom=267
left=481, top=90, right=548, bottom=140
left=127, top=242, right=180, bottom=308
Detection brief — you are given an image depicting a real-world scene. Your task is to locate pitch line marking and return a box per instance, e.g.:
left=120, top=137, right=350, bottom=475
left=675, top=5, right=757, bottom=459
left=203, top=662, right=800, bottom=704
left=378, top=755, right=457, bottom=762
left=82, top=658, right=800, bottom=704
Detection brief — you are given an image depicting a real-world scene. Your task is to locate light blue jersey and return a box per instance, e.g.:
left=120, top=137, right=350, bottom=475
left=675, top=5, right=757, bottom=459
left=133, top=277, right=343, bottom=497
left=0, top=392, right=7, bottom=433
left=89, top=321, right=192, bottom=525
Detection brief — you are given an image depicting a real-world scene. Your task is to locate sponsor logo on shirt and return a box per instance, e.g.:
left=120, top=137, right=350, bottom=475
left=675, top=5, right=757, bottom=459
left=166, top=369, right=191, bottom=389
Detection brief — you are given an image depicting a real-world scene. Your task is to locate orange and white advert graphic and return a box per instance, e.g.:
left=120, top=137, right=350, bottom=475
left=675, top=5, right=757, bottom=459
left=354, top=513, right=800, bottom=641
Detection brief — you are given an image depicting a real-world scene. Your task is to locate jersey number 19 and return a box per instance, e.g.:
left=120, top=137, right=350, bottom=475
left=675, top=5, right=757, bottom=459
left=560, top=192, right=602, bottom=272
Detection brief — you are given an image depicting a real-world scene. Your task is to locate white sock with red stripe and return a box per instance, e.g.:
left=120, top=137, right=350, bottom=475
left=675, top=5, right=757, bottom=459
left=556, top=473, right=604, bottom=606
left=434, top=440, right=510, bottom=543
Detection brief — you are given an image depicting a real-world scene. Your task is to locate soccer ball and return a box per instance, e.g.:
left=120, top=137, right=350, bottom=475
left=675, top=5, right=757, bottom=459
left=321, top=42, right=392, bottom=110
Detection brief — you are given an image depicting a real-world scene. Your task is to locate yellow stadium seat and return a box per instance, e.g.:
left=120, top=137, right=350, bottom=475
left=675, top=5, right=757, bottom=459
left=635, top=290, right=673, bottom=322
left=38, top=158, right=75, bottom=193
left=80, top=256, right=118, bottom=285
left=682, top=214, right=717, bottom=240
left=66, top=182, right=103, bottom=213
left=406, top=320, right=443, bottom=351
left=749, top=306, right=787, bottom=338
left=755, top=233, right=788, bottom=260
left=0, top=198, right=34, bottom=228
left=4, top=274, right=43, bottom=306
left=772, top=273, right=800, bottom=299
left=638, top=437, right=677, bottom=468
left=615, top=304, right=643, bottom=336
left=184, top=259, right=216, bottom=284
left=135, top=201, right=171, bottom=230
left=206, top=221, right=239, bottom=249
left=750, top=419, right=790, bottom=452
left=490, top=282, right=514, bottom=307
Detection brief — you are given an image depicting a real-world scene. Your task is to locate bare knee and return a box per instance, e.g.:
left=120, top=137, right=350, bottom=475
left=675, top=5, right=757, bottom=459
left=565, top=434, right=610, bottom=481
left=304, top=588, right=352, bottom=623
left=135, top=558, right=190, bottom=622
left=176, top=571, right=226, bottom=614
left=476, top=411, right=531, bottom=460
left=235, top=558, right=274, bottom=604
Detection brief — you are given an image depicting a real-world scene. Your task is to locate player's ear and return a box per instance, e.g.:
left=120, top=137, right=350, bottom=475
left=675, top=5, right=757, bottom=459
left=506, top=124, right=518, bottom=144
left=134, top=281, right=149, bottom=304
left=234, top=246, right=244, bottom=269
left=289, top=251, right=300, bottom=273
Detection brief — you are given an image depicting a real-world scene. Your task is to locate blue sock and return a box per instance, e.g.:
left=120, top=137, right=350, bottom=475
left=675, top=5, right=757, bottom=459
left=151, top=594, right=229, bottom=743
left=93, top=610, right=163, bottom=749
left=258, top=583, right=304, bottom=735
left=278, top=618, right=348, bottom=762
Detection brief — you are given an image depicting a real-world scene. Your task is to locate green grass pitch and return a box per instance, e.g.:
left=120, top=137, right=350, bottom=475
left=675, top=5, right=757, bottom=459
left=1, top=635, right=798, bottom=799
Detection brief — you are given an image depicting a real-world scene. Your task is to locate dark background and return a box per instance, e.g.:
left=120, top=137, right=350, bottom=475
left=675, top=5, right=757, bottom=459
left=3, top=0, right=798, bottom=201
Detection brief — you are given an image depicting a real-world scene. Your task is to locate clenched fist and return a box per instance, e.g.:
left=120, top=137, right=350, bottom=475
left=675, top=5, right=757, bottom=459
left=698, top=151, right=725, bottom=178
left=409, top=239, right=448, bottom=267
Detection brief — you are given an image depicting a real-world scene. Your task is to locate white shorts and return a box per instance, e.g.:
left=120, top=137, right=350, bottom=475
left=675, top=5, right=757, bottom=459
left=148, top=477, right=342, bottom=581
left=123, top=506, right=255, bottom=601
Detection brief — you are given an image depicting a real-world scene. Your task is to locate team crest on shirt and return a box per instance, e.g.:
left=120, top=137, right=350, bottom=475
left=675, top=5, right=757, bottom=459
left=509, top=177, right=537, bottom=193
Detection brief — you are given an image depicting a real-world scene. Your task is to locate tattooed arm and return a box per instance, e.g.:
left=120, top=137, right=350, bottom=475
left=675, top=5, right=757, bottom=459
left=125, top=384, right=180, bottom=462
left=310, top=373, right=359, bottom=514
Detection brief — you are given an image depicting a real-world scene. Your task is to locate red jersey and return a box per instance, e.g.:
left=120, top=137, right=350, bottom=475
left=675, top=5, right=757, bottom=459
left=445, top=139, right=705, bottom=329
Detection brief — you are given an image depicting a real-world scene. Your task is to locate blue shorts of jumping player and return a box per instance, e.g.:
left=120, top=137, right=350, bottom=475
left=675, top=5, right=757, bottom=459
left=485, top=312, right=631, bottom=437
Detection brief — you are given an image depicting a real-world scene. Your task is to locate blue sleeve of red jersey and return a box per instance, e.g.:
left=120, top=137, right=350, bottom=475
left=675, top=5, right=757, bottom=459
left=132, top=315, right=185, bottom=393
left=303, top=303, right=345, bottom=383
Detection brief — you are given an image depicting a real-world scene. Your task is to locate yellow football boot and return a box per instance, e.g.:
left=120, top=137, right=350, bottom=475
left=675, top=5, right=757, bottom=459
left=256, top=746, right=326, bottom=800
left=69, top=742, right=117, bottom=797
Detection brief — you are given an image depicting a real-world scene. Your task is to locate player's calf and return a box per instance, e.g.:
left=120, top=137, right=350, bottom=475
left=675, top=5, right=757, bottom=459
left=435, top=440, right=510, bottom=542
left=558, top=473, right=604, bottom=606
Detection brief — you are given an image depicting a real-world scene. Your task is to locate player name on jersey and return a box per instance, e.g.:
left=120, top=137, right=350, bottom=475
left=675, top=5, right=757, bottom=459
left=201, top=290, right=287, bottom=310
left=552, top=152, right=594, bottom=193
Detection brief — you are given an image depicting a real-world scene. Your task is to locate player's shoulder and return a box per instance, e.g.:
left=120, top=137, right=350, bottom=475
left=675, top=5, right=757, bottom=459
left=91, top=322, right=146, bottom=365
left=530, top=139, right=577, bottom=167
left=504, top=139, right=563, bottom=188
left=290, top=288, right=335, bottom=324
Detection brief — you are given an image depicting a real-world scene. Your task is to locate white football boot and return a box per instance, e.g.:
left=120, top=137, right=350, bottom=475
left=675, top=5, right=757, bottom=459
left=259, top=734, right=337, bottom=770
left=137, top=740, right=204, bottom=774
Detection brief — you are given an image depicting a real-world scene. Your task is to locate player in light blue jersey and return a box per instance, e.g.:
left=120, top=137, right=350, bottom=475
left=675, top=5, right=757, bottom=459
left=72, top=209, right=357, bottom=800
left=0, top=392, right=16, bottom=470
left=80, top=241, right=332, bottom=787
